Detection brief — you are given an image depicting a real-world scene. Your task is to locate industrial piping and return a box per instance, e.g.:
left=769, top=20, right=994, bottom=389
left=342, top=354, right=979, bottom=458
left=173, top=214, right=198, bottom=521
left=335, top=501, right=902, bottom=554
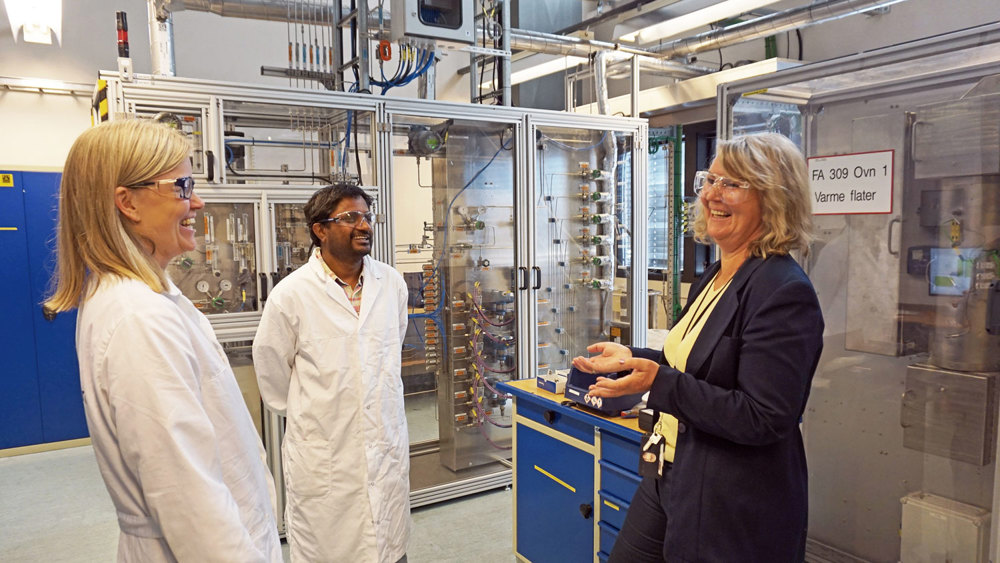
left=648, top=0, right=911, bottom=58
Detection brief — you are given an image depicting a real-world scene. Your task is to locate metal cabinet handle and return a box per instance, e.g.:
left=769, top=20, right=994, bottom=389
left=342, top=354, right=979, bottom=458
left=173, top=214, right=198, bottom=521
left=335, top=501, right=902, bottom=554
left=909, top=119, right=926, bottom=162
left=532, top=266, right=541, bottom=290
left=206, top=150, right=215, bottom=182
left=543, top=410, right=557, bottom=424
left=888, top=217, right=901, bottom=257
left=518, top=266, right=529, bottom=290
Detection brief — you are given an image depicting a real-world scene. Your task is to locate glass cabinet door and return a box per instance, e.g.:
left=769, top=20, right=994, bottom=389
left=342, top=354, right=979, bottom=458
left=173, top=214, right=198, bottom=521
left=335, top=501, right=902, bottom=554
left=722, top=34, right=1000, bottom=562
left=167, top=201, right=259, bottom=315
left=389, top=113, right=519, bottom=489
left=220, top=99, right=376, bottom=187
left=270, top=202, right=312, bottom=282
left=532, top=125, right=638, bottom=372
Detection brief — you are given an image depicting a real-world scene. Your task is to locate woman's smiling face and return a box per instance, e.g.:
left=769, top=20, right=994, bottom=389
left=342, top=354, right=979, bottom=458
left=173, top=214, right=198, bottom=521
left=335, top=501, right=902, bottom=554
left=126, top=159, right=204, bottom=269
left=701, top=158, right=763, bottom=256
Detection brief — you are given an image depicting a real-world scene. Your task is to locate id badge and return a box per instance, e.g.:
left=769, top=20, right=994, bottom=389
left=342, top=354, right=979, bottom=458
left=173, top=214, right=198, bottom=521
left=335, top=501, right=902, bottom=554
left=639, top=432, right=665, bottom=478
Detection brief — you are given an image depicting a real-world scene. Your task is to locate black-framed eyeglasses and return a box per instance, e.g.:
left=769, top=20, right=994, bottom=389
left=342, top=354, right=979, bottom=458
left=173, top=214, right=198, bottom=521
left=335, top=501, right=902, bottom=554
left=126, top=176, right=195, bottom=200
left=317, top=211, right=375, bottom=226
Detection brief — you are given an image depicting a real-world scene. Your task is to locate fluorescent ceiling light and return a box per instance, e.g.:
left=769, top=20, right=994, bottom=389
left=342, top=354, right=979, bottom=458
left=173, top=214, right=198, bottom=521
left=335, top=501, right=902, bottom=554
left=3, top=0, right=62, bottom=45
left=502, top=54, right=589, bottom=87
left=620, top=0, right=781, bottom=44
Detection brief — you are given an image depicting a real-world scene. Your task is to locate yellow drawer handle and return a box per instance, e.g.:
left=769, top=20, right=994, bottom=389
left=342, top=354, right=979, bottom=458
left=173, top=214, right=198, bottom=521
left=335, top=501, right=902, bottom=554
left=534, top=464, right=576, bottom=493
left=603, top=499, right=620, bottom=511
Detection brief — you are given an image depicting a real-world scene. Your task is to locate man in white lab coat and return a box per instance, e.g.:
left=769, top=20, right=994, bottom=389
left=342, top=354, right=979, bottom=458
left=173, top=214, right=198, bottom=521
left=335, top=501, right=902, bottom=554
left=253, top=184, right=410, bottom=563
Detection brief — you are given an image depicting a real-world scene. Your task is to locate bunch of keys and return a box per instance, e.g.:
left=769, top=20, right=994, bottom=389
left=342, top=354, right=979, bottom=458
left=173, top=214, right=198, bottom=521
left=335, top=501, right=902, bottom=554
left=640, top=432, right=666, bottom=478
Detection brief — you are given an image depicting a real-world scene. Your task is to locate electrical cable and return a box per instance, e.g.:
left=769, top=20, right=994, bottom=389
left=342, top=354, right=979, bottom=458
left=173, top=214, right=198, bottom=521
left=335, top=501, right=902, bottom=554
left=354, top=110, right=364, bottom=185
left=349, top=0, right=359, bottom=83
left=539, top=131, right=608, bottom=152
left=478, top=3, right=488, bottom=102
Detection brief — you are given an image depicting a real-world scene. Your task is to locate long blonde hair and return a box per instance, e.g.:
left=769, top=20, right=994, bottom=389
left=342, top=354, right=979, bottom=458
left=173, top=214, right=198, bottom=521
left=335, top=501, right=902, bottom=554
left=693, top=133, right=814, bottom=257
left=45, top=119, right=191, bottom=312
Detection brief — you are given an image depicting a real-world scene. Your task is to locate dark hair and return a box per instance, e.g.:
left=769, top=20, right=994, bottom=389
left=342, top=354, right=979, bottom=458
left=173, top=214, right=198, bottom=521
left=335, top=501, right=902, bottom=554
left=304, top=184, right=375, bottom=246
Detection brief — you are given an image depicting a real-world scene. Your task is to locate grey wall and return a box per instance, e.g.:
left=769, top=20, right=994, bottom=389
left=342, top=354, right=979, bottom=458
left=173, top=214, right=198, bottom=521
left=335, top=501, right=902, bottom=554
left=511, top=0, right=581, bottom=110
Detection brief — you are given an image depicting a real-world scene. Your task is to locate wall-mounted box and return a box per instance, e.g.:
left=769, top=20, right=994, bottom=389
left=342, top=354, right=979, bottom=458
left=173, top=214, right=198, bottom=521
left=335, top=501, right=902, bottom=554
left=900, top=492, right=990, bottom=562
left=390, top=0, right=474, bottom=45
left=901, top=364, right=998, bottom=465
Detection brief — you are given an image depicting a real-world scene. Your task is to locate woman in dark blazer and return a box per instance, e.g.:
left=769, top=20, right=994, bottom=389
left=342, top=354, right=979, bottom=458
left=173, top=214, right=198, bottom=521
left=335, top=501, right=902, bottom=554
left=574, top=133, right=824, bottom=563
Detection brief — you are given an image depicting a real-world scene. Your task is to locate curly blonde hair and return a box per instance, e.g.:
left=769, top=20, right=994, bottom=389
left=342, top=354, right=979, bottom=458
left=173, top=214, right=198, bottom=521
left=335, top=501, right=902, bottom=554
left=693, top=133, right=813, bottom=257
left=45, top=119, right=191, bottom=312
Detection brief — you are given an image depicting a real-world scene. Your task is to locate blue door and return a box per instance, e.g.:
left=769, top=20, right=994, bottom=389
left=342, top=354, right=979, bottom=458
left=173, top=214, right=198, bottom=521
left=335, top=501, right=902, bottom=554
left=516, top=423, right=595, bottom=562
left=0, top=171, right=85, bottom=450
left=23, top=171, right=84, bottom=443
left=0, top=171, right=45, bottom=448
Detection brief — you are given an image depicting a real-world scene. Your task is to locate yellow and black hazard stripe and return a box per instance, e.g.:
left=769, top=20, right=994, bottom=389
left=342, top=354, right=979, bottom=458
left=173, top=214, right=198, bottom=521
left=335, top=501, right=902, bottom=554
left=92, top=79, right=109, bottom=125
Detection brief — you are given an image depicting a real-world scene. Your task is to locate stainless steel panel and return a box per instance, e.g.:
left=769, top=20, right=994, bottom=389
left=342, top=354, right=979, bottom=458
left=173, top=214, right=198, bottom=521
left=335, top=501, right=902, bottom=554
left=844, top=113, right=909, bottom=356
left=902, top=364, right=998, bottom=466
left=430, top=123, right=518, bottom=471
left=913, top=92, right=1000, bottom=179
left=913, top=176, right=1000, bottom=372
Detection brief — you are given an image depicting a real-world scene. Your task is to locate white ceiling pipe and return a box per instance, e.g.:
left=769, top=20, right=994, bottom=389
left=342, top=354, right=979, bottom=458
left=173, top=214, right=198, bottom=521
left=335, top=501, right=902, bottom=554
left=650, top=0, right=911, bottom=58
left=148, top=0, right=176, bottom=76
left=158, top=0, right=333, bottom=23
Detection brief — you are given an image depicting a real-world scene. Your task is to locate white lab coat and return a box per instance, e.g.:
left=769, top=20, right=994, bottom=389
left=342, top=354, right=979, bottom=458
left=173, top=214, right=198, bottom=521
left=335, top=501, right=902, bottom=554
left=253, top=253, right=411, bottom=563
left=76, top=277, right=282, bottom=563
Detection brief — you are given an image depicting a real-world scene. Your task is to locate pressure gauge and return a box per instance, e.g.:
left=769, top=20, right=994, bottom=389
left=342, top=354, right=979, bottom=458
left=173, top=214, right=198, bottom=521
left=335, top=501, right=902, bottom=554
left=195, top=280, right=210, bottom=293
left=220, top=279, right=233, bottom=292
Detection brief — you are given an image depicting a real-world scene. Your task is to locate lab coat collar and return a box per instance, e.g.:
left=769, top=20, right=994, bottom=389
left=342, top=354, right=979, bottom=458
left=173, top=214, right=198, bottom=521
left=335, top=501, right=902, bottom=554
left=164, top=277, right=182, bottom=298
left=356, top=257, right=384, bottom=326
left=309, top=253, right=384, bottom=321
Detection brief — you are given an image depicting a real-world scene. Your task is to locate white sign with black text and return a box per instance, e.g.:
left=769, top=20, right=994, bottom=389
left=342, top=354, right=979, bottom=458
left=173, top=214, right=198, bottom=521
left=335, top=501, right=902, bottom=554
left=807, top=150, right=894, bottom=215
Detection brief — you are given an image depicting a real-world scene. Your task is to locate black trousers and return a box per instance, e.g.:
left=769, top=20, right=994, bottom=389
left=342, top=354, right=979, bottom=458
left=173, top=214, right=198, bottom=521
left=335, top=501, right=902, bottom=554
left=608, top=465, right=672, bottom=563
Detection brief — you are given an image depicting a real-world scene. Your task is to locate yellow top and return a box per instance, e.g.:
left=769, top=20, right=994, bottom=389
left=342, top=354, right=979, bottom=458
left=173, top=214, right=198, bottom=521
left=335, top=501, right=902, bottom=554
left=657, top=273, right=732, bottom=463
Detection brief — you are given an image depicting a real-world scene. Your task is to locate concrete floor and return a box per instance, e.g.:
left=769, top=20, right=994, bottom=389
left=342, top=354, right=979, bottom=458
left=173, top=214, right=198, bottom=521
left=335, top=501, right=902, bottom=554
left=0, top=445, right=516, bottom=562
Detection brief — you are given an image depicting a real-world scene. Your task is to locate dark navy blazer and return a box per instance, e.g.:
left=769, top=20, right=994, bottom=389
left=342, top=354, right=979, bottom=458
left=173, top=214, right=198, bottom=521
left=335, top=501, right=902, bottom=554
left=632, top=254, right=824, bottom=563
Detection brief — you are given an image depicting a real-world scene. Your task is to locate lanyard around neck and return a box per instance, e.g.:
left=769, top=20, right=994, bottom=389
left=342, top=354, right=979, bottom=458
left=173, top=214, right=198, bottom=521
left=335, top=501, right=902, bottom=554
left=681, top=275, right=732, bottom=342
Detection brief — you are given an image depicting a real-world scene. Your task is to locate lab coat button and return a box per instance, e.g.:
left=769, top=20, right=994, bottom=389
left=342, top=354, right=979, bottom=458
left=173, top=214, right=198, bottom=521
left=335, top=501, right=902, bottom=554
left=677, top=422, right=687, bottom=433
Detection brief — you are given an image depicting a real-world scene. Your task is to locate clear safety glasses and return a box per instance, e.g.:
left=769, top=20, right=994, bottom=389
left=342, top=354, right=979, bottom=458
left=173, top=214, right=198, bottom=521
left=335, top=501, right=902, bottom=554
left=317, top=210, right=375, bottom=227
left=693, top=170, right=752, bottom=204
left=127, top=176, right=196, bottom=200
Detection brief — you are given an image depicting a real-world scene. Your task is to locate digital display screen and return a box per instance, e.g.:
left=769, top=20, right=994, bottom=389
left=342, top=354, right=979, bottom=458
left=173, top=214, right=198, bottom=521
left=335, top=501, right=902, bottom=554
left=928, top=247, right=977, bottom=296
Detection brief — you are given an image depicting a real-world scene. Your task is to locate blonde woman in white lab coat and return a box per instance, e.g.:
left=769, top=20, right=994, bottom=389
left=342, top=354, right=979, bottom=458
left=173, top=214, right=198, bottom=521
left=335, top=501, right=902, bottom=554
left=253, top=184, right=411, bottom=562
left=45, top=119, right=281, bottom=562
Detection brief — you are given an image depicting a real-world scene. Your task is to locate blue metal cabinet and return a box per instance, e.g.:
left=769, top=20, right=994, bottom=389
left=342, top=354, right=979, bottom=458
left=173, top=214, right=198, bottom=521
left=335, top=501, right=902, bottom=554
left=23, top=171, right=84, bottom=443
left=0, top=171, right=45, bottom=449
left=515, top=421, right=595, bottom=563
left=0, top=171, right=85, bottom=450
left=501, top=379, right=643, bottom=562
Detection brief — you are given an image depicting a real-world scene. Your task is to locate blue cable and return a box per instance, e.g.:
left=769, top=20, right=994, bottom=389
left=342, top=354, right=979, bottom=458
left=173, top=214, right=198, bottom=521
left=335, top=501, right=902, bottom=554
left=372, top=48, right=435, bottom=95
